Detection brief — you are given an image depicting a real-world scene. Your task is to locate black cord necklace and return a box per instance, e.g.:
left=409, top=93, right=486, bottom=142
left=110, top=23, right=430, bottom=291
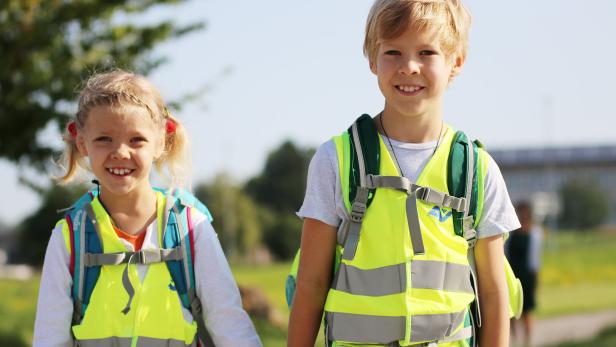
left=378, top=113, right=444, bottom=178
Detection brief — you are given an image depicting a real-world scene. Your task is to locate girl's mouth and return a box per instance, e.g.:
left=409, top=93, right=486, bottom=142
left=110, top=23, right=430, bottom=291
left=107, top=168, right=134, bottom=176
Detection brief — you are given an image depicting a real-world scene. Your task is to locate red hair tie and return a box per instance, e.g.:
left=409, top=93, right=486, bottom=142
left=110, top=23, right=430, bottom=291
left=67, top=121, right=77, bottom=138
left=166, top=119, right=177, bottom=134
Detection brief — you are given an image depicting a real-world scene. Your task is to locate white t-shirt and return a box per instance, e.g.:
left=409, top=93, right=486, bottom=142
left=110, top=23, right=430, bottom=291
left=33, top=209, right=262, bottom=347
left=298, top=134, right=520, bottom=240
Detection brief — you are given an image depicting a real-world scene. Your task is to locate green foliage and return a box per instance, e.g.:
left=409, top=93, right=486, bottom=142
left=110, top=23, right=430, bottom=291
left=16, top=184, right=88, bottom=265
left=0, top=0, right=204, bottom=170
left=194, top=174, right=262, bottom=260
left=245, top=140, right=314, bottom=214
left=245, top=140, right=314, bottom=259
left=262, top=212, right=302, bottom=260
left=558, top=180, right=611, bottom=230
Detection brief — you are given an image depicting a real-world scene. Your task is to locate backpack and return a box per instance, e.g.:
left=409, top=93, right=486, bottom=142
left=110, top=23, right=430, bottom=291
left=285, top=114, right=523, bottom=336
left=64, top=187, right=216, bottom=346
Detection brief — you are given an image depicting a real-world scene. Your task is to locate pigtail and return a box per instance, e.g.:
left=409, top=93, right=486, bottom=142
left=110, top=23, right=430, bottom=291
left=55, top=122, right=86, bottom=184
left=158, top=112, right=192, bottom=189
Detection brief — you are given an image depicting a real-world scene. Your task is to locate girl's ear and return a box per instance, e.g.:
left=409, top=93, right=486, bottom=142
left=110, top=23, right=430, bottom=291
left=370, top=60, right=377, bottom=75
left=154, top=131, right=166, bottom=160
left=76, top=134, right=88, bottom=157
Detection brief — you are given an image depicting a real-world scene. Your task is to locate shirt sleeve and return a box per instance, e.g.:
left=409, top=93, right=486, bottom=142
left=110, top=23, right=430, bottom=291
left=476, top=154, right=521, bottom=239
left=297, top=140, right=344, bottom=227
left=192, top=213, right=262, bottom=347
left=33, top=225, right=74, bottom=347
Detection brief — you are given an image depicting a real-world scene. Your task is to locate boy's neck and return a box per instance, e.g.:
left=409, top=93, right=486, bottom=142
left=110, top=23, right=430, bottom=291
left=377, top=109, right=443, bottom=143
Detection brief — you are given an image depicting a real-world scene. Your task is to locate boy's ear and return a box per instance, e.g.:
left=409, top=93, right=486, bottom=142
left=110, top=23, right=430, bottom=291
left=449, top=55, right=465, bottom=79
left=370, top=60, right=377, bottom=75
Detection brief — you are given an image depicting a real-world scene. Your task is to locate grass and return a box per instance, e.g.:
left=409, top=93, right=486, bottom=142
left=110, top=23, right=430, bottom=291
left=0, top=278, right=38, bottom=347
left=550, top=325, right=616, bottom=347
left=536, top=230, right=616, bottom=317
left=2, top=230, right=616, bottom=346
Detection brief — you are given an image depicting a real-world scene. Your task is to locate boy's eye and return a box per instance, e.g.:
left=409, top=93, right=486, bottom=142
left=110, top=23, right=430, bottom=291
left=419, top=50, right=437, bottom=56
left=384, top=50, right=401, bottom=56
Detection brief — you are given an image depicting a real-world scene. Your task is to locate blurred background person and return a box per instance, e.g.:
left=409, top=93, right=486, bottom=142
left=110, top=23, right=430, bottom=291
left=507, top=201, right=544, bottom=347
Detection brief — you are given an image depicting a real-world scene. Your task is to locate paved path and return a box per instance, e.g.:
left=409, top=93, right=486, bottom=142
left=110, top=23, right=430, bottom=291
left=513, top=310, right=616, bottom=346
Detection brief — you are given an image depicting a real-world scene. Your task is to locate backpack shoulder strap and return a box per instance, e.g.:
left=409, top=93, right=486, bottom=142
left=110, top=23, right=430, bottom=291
left=65, top=191, right=102, bottom=325
left=341, top=114, right=380, bottom=261
left=162, top=190, right=216, bottom=346
left=447, top=131, right=480, bottom=238
left=347, top=114, right=380, bottom=208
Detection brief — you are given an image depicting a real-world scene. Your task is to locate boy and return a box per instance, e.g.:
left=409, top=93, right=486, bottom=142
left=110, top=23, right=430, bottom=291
left=288, top=0, right=520, bottom=346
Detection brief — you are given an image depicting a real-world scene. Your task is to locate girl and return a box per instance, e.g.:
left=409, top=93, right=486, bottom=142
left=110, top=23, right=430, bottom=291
left=33, top=70, right=262, bottom=347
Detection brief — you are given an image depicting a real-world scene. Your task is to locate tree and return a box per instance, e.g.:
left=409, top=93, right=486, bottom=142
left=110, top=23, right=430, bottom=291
left=245, top=140, right=314, bottom=259
left=194, top=174, right=262, bottom=260
left=0, top=0, right=204, bottom=170
left=558, top=179, right=611, bottom=230
left=245, top=140, right=314, bottom=214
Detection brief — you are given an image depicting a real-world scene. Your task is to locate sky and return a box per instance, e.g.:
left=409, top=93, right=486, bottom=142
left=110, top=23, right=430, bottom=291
left=1, top=0, right=615, bottom=226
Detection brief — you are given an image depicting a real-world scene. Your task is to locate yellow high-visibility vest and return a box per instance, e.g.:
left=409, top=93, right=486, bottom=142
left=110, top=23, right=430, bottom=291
left=324, top=126, right=484, bottom=347
left=59, top=192, right=199, bottom=347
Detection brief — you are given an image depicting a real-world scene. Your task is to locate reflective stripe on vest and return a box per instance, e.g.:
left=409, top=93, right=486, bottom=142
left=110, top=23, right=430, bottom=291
left=333, top=260, right=473, bottom=297
left=325, top=126, right=487, bottom=346
left=327, top=308, right=467, bottom=344
left=75, top=336, right=196, bottom=347
left=60, top=192, right=198, bottom=345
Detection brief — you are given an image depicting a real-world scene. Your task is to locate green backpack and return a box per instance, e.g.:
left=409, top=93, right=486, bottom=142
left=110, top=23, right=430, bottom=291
left=285, top=114, right=523, bottom=332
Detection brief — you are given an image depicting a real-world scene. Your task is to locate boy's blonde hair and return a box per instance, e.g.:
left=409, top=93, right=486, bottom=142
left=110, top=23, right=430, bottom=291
left=364, top=0, right=471, bottom=64
left=59, top=69, right=191, bottom=187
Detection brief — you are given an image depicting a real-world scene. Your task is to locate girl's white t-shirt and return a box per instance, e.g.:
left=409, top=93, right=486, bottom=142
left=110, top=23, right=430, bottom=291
left=298, top=135, right=521, bottom=239
left=33, top=209, right=262, bottom=347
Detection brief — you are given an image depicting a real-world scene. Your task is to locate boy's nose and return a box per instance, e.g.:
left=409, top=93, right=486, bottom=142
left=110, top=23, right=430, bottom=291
left=398, top=59, right=420, bottom=75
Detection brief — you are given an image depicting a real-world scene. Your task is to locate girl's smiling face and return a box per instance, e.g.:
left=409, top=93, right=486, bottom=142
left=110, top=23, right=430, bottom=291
left=76, top=104, right=164, bottom=199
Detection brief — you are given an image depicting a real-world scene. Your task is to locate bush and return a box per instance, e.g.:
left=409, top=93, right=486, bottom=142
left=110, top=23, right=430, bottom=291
left=558, top=180, right=611, bottom=230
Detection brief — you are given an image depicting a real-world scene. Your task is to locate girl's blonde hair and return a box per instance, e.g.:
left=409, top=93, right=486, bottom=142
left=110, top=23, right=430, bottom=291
left=59, top=69, right=191, bottom=187
left=364, top=0, right=472, bottom=65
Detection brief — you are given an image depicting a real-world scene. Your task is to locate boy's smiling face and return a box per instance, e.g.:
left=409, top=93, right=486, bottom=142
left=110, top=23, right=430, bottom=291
left=371, top=25, right=463, bottom=122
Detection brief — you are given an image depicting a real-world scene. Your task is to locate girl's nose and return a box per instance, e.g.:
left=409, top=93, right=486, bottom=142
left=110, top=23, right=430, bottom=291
left=111, top=144, right=130, bottom=159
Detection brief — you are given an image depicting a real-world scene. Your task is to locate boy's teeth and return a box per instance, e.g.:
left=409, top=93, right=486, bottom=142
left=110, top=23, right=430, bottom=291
left=399, top=85, right=420, bottom=92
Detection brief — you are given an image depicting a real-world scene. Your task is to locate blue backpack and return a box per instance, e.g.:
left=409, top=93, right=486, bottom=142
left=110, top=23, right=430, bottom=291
left=64, top=187, right=216, bottom=346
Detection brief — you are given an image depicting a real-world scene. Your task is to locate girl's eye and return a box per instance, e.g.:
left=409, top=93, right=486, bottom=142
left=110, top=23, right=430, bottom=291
left=131, top=137, right=147, bottom=143
left=419, top=50, right=437, bottom=56
left=94, top=136, right=111, bottom=142
left=384, top=50, right=401, bottom=56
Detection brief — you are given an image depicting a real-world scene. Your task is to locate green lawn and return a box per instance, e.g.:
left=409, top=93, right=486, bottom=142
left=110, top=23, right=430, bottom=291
left=536, top=230, right=616, bottom=317
left=2, top=230, right=616, bottom=346
left=550, top=325, right=616, bottom=347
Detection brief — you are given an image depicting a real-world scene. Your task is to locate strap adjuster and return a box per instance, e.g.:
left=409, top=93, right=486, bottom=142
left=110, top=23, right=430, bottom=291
left=350, top=201, right=367, bottom=222
left=416, top=186, right=431, bottom=201
left=137, top=249, right=162, bottom=264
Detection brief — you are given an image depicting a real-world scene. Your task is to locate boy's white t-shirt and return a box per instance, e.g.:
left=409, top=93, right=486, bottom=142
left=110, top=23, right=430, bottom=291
left=298, top=134, right=521, bottom=239
left=33, top=209, right=263, bottom=347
